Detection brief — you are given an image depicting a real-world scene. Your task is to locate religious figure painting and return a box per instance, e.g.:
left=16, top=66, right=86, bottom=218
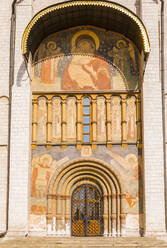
left=52, top=97, right=61, bottom=142
left=37, top=97, right=47, bottom=143
left=32, top=26, right=141, bottom=92
left=111, top=96, right=122, bottom=142
left=97, top=97, right=106, bottom=142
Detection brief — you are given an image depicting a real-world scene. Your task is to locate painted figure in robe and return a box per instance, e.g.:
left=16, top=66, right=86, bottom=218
left=108, top=39, right=138, bottom=89
left=40, top=41, right=61, bottom=84
left=62, top=32, right=111, bottom=91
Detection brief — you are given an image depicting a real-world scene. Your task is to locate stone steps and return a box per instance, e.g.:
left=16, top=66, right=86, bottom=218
left=0, top=237, right=167, bottom=248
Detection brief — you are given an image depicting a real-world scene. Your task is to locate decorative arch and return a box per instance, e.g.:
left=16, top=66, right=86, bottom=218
left=47, top=158, right=126, bottom=236
left=22, top=1, right=150, bottom=60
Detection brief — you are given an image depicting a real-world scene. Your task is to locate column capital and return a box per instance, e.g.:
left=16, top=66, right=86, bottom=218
left=32, top=99, right=38, bottom=104
left=61, top=95, right=67, bottom=101
left=76, top=95, right=82, bottom=100
left=91, top=94, right=97, bottom=100
left=120, top=94, right=127, bottom=100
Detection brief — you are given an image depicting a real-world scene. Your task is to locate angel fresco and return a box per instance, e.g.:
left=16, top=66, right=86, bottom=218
left=62, top=30, right=111, bottom=91
left=108, top=40, right=139, bottom=90
left=40, top=41, right=62, bottom=84
left=31, top=154, right=58, bottom=199
left=32, top=41, right=63, bottom=91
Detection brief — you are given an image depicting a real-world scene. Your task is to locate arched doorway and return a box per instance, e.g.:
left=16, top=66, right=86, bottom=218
left=71, top=184, right=103, bottom=236
left=20, top=1, right=151, bottom=236
left=47, top=159, right=123, bottom=237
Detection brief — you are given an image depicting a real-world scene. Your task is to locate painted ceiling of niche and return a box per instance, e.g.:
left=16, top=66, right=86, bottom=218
left=25, top=4, right=145, bottom=58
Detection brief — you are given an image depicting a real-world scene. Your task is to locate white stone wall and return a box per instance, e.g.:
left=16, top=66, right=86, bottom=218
left=0, top=0, right=12, bottom=234
left=163, top=0, right=167, bottom=227
left=31, top=0, right=138, bottom=17
left=0, top=0, right=166, bottom=236
left=142, top=0, right=166, bottom=234
left=8, top=0, right=32, bottom=234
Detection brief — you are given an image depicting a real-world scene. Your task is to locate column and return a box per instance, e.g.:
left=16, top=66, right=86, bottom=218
left=106, top=95, right=112, bottom=148
left=46, top=99, right=52, bottom=147
left=111, top=195, right=117, bottom=237
left=91, top=95, right=97, bottom=149
left=142, top=0, right=166, bottom=235
left=32, top=99, right=37, bottom=147
left=8, top=1, right=32, bottom=235
left=136, top=94, right=142, bottom=148
left=103, top=196, right=108, bottom=236
left=121, top=94, right=127, bottom=148
left=120, top=194, right=126, bottom=236
left=61, top=96, right=67, bottom=148
left=76, top=95, right=82, bottom=149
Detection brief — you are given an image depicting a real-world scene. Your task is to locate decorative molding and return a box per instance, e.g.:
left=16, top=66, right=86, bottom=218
left=22, top=1, right=150, bottom=55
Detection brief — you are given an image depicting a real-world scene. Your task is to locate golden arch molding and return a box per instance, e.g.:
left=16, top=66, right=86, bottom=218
left=21, top=0, right=150, bottom=60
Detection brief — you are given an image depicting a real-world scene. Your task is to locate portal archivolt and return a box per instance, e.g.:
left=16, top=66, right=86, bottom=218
left=47, top=159, right=125, bottom=236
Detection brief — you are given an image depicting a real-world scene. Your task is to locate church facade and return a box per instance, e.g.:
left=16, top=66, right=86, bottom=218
left=0, top=0, right=167, bottom=237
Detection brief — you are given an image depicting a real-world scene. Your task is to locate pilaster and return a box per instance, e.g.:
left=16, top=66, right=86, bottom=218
left=8, top=2, right=32, bottom=235
left=142, top=0, right=166, bottom=235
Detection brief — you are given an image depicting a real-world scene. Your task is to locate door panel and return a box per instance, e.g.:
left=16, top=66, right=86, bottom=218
left=72, top=184, right=103, bottom=236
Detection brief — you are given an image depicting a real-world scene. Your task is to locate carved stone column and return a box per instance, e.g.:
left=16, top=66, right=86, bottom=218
left=103, top=195, right=108, bottom=236
left=32, top=99, right=38, bottom=147
left=106, top=95, right=112, bottom=148
left=121, top=95, right=127, bottom=148
left=61, top=96, right=67, bottom=148
left=136, top=95, right=142, bottom=148
left=46, top=99, right=52, bottom=147
left=111, top=194, right=117, bottom=237
left=120, top=193, right=126, bottom=237
left=91, top=95, right=97, bottom=149
left=76, top=95, right=82, bottom=149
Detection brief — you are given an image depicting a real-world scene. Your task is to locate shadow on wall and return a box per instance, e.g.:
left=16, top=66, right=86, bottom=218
left=16, top=61, right=29, bottom=87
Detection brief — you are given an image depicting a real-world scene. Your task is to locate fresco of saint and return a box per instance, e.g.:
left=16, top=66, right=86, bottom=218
left=40, top=41, right=61, bottom=84
left=108, top=39, right=139, bottom=90
left=32, top=27, right=140, bottom=92
left=62, top=31, right=111, bottom=91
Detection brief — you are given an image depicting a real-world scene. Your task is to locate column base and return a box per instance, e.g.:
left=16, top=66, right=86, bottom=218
left=144, top=231, right=167, bottom=237
left=7, top=231, right=29, bottom=237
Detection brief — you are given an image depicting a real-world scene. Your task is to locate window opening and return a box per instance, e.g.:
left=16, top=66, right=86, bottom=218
left=83, top=97, right=91, bottom=143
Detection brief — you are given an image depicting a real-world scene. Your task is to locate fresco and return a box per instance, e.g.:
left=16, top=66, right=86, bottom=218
left=97, top=97, right=106, bottom=142
left=111, top=96, right=122, bottom=142
left=32, top=26, right=140, bottom=92
left=37, top=97, right=47, bottom=143
left=31, top=153, right=69, bottom=214
left=30, top=146, right=141, bottom=217
left=127, top=97, right=137, bottom=142
left=52, top=97, right=61, bottom=142
left=66, top=97, right=76, bottom=141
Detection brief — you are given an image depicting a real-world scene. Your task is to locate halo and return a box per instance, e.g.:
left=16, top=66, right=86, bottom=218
left=125, top=154, right=137, bottom=165
left=40, top=154, right=53, bottom=165
left=72, top=30, right=100, bottom=50
left=116, top=40, right=127, bottom=49
left=47, top=41, right=57, bottom=49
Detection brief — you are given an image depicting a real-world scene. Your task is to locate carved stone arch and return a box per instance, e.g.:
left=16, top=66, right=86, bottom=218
left=47, top=158, right=125, bottom=237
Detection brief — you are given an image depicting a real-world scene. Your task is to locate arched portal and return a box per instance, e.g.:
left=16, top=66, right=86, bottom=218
left=47, top=159, right=124, bottom=237
left=21, top=1, right=150, bottom=60
left=71, top=184, right=103, bottom=236
left=25, top=0, right=150, bottom=237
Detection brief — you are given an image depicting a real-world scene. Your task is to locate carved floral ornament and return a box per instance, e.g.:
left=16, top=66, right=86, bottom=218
left=21, top=1, right=150, bottom=57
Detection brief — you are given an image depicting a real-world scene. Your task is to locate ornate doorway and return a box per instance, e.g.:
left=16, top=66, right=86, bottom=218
left=71, top=184, right=103, bottom=236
